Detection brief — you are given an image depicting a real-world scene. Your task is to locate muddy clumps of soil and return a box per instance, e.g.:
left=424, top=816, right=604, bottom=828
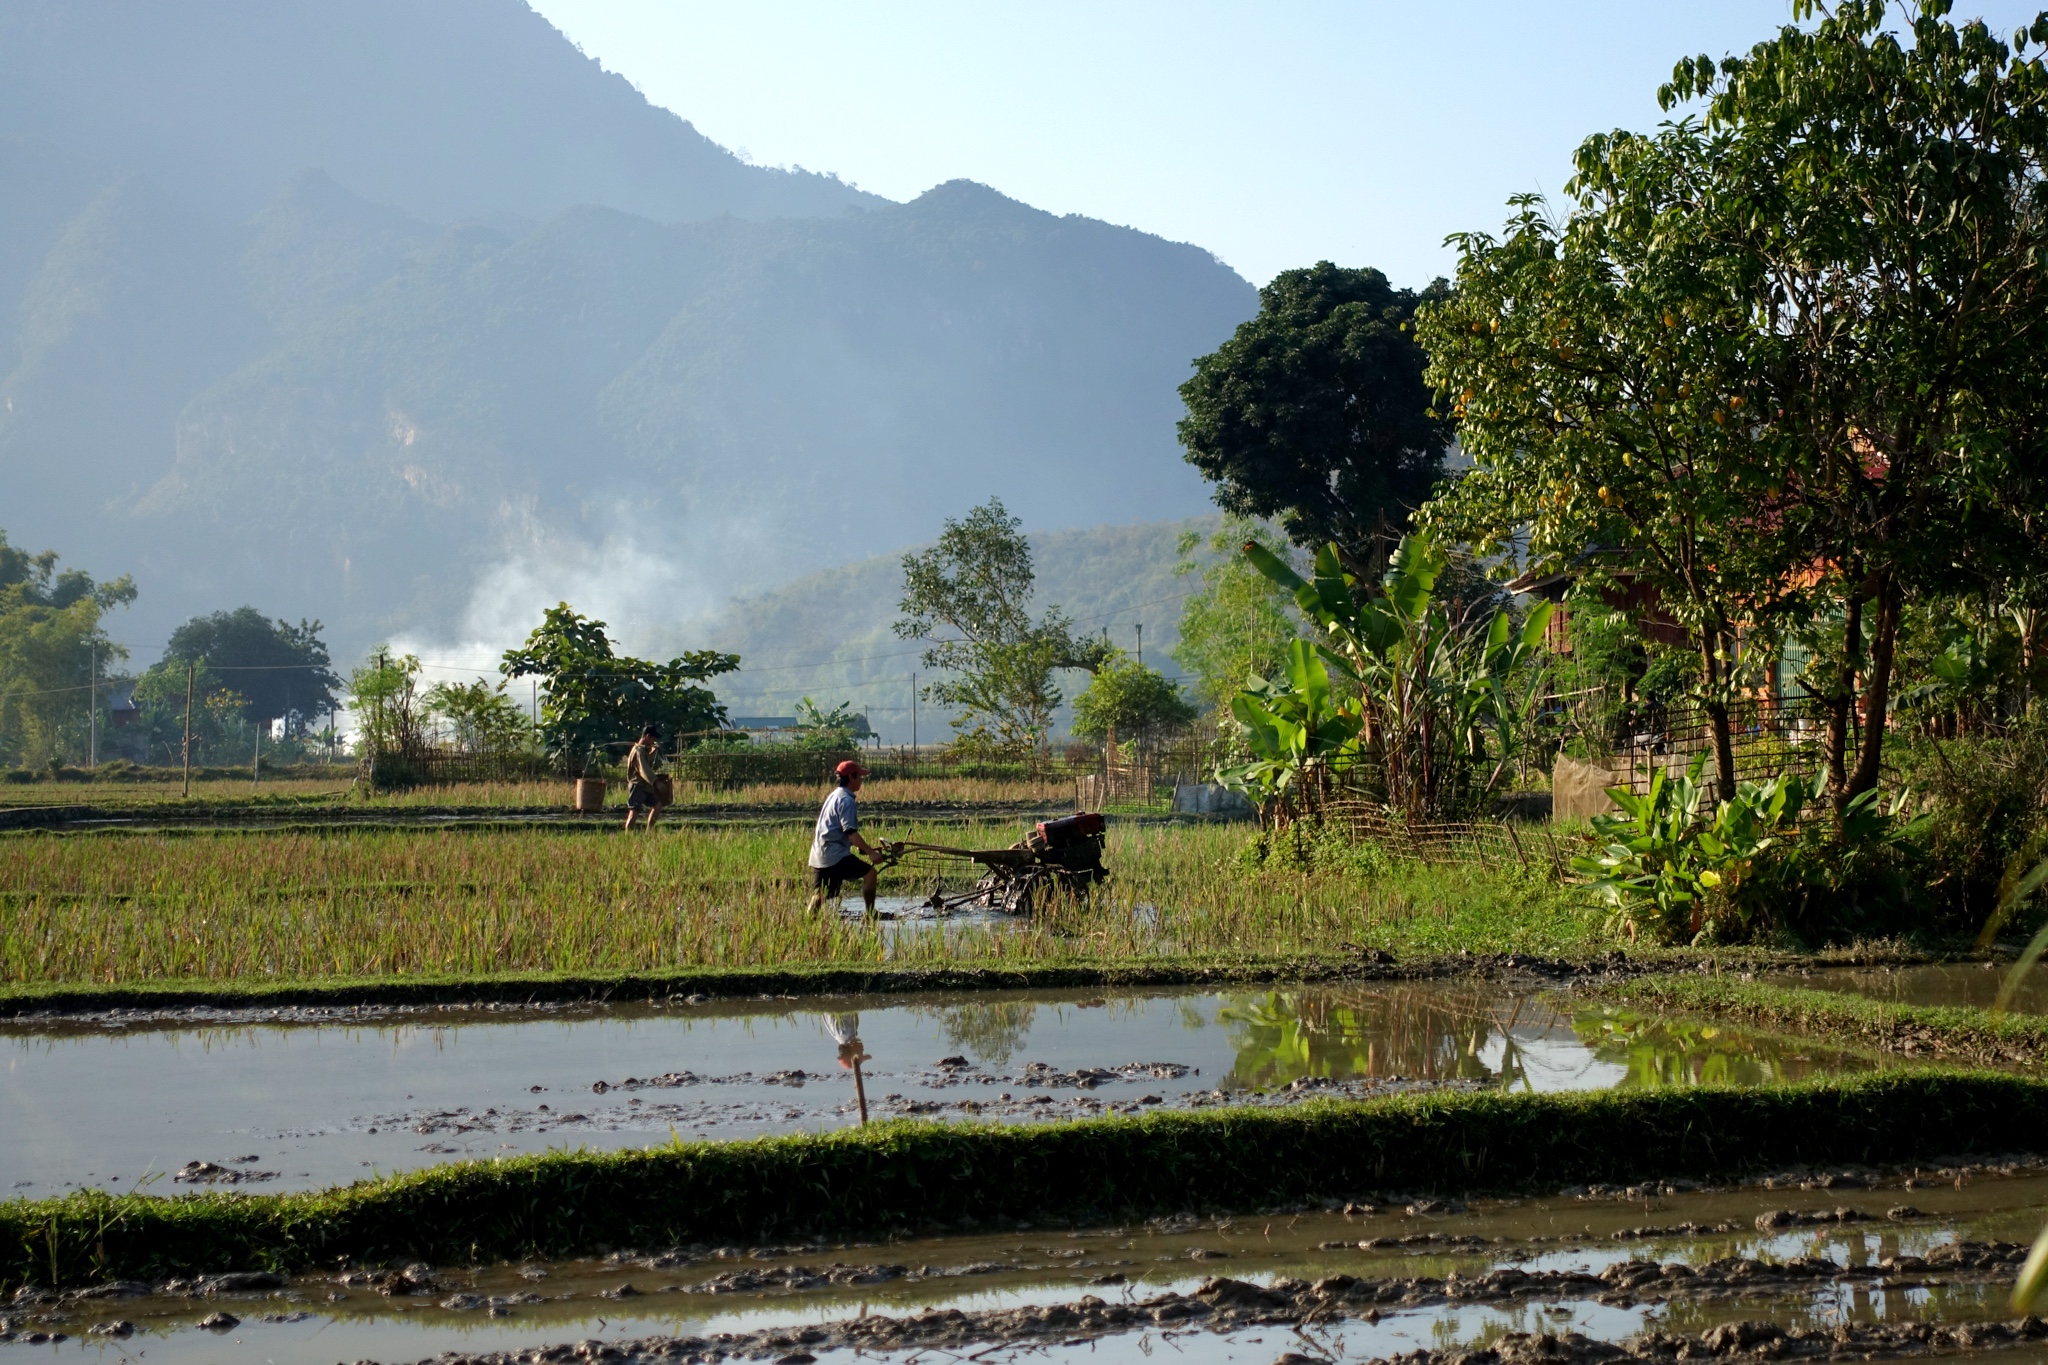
left=385, top=1246, right=2042, bottom=1365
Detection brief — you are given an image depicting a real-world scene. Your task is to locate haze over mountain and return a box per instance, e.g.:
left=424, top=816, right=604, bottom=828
left=0, top=1, right=1255, bottom=664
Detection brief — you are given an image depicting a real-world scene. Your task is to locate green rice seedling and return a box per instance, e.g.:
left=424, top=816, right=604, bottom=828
left=0, top=821, right=1606, bottom=986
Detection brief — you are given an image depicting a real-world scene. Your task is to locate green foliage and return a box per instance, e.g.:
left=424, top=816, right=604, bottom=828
left=422, top=678, right=533, bottom=756
left=159, top=608, right=338, bottom=732
left=788, top=697, right=873, bottom=751
left=1070, top=650, right=1196, bottom=746
left=130, top=662, right=259, bottom=768
left=1574, top=756, right=1813, bottom=943
left=0, top=529, right=135, bottom=767
left=1, top=1072, right=2038, bottom=1288
left=1220, top=640, right=1363, bottom=806
left=894, top=498, right=1107, bottom=757
left=1241, top=532, right=1553, bottom=816
left=1893, top=718, right=2048, bottom=923
left=1178, top=263, right=1452, bottom=576
left=1170, top=518, right=1302, bottom=715
left=500, top=605, right=739, bottom=774
left=346, top=651, right=428, bottom=764
left=1422, top=1, right=2048, bottom=807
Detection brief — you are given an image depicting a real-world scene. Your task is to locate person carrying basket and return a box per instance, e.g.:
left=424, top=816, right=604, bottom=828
left=623, top=724, right=669, bottom=831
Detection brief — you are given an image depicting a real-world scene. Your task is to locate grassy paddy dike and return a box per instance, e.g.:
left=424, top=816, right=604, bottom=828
left=2, top=1071, right=2042, bottom=1290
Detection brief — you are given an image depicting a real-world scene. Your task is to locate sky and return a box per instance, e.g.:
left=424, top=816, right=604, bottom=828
left=527, top=0, right=2048, bottom=288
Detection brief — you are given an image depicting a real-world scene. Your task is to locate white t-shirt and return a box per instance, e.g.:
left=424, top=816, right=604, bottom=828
left=809, top=786, right=859, bottom=868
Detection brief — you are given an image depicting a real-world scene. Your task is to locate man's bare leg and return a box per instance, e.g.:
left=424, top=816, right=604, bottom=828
left=862, top=866, right=878, bottom=914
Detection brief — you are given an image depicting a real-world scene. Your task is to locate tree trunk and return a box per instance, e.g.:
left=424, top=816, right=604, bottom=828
left=1825, top=593, right=1862, bottom=811
left=1700, top=624, right=1737, bottom=802
left=1846, top=572, right=1900, bottom=805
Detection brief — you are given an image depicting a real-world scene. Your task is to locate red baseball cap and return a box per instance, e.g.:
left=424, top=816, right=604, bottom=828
left=834, top=760, right=869, bottom=779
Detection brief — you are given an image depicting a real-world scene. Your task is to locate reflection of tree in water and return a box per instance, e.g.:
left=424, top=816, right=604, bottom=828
left=1573, top=1007, right=1870, bottom=1089
left=1217, top=987, right=1572, bottom=1091
left=923, top=1000, right=1038, bottom=1067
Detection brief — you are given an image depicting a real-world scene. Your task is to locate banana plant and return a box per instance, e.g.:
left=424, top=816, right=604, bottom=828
left=1241, top=531, right=1553, bottom=817
left=1217, top=639, right=1363, bottom=807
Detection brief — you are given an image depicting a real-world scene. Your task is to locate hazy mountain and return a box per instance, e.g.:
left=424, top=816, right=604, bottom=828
left=0, top=0, right=877, bottom=224
left=0, top=3, right=1255, bottom=661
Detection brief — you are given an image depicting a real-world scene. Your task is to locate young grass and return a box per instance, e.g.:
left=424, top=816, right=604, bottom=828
left=0, top=821, right=1606, bottom=986
left=0, top=1069, right=2036, bottom=1288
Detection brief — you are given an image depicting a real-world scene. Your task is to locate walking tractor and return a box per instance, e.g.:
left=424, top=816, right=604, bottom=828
left=879, top=812, right=1109, bottom=916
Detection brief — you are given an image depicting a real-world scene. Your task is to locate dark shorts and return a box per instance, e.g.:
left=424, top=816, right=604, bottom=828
left=627, top=778, right=657, bottom=812
left=812, top=854, right=872, bottom=891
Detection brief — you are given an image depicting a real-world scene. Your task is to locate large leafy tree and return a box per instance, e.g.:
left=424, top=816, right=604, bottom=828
left=894, top=497, right=1108, bottom=756
left=1425, top=0, right=2048, bottom=811
left=500, top=605, right=739, bottom=773
left=1660, top=0, right=2048, bottom=807
left=1178, top=263, right=1453, bottom=579
left=157, top=607, right=339, bottom=733
left=1417, top=176, right=1801, bottom=802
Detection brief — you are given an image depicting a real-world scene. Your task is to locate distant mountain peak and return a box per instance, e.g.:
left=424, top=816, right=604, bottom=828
left=0, top=0, right=889, bottom=225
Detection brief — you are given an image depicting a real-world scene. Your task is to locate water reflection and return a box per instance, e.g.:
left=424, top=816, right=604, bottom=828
left=1212, top=990, right=1893, bottom=1095
left=1217, top=986, right=1583, bottom=1091
left=1573, top=1006, right=1889, bottom=1088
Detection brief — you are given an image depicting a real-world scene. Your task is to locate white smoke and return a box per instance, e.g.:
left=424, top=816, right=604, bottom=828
left=386, top=507, right=770, bottom=682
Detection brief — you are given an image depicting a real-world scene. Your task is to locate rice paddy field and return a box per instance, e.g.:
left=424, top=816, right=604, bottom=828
left=0, top=821, right=1603, bottom=987
left=0, top=771, right=1076, bottom=811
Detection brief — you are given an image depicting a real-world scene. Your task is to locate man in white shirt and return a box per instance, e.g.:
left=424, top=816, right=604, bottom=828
left=806, top=759, right=888, bottom=913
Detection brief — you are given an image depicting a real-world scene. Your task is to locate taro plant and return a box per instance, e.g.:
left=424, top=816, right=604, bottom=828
left=1573, top=755, right=1821, bottom=943
left=1242, top=531, right=1553, bottom=818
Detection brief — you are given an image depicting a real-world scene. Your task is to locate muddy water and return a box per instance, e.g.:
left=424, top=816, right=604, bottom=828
left=1769, top=962, right=2048, bottom=1015
left=0, top=984, right=1897, bottom=1196
left=10, top=1165, right=2047, bottom=1365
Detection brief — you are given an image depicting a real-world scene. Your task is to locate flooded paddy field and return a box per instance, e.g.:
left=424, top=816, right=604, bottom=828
left=1767, top=964, right=2048, bottom=1016
left=1, top=981, right=1900, bottom=1197
left=7, top=1157, right=2046, bottom=1365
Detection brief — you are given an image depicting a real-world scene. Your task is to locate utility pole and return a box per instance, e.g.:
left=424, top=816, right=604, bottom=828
left=910, top=672, right=917, bottom=756
left=1136, top=623, right=1143, bottom=669
left=181, top=661, right=194, bottom=798
left=252, top=718, right=262, bottom=788
left=87, top=644, right=96, bottom=768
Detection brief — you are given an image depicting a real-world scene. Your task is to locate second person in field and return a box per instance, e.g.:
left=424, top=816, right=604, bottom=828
left=807, top=759, right=889, bottom=914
